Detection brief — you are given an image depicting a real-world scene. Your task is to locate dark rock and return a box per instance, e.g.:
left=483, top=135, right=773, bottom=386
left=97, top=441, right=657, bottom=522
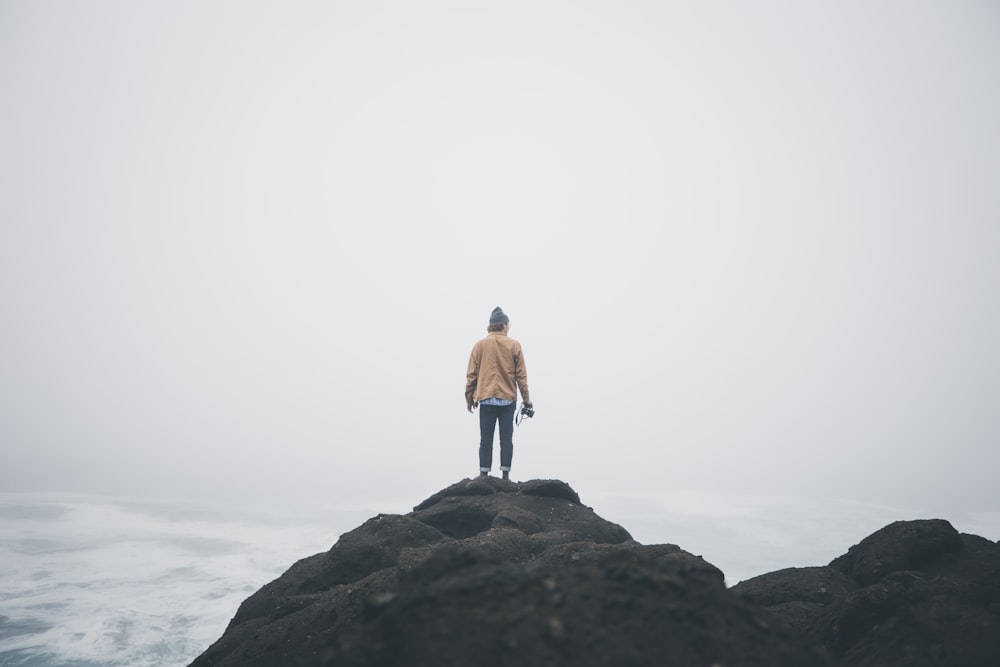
left=518, top=478, right=582, bottom=504
left=731, top=565, right=857, bottom=636
left=732, top=519, right=1000, bottom=666
left=191, top=482, right=999, bottom=667
left=226, top=513, right=448, bottom=629
left=411, top=477, right=498, bottom=510
left=190, top=478, right=828, bottom=667
left=829, top=519, right=963, bottom=585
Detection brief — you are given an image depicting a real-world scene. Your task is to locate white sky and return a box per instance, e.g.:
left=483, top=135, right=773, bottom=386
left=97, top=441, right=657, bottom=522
left=2, top=1, right=998, bottom=516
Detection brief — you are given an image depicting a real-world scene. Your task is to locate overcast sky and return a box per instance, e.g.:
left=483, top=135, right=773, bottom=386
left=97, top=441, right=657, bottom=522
left=2, top=1, right=998, bottom=517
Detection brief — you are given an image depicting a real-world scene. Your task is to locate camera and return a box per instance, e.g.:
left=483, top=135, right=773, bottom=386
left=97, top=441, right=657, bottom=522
left=520, top=403, right=534, bottom=419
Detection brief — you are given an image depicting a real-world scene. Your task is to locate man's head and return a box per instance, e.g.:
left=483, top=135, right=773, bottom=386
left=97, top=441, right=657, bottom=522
left=488, top=307, right=509, bottom=333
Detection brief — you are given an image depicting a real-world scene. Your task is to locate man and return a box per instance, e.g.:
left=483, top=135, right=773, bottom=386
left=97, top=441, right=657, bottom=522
left=465, top=306, right=532, bottom=481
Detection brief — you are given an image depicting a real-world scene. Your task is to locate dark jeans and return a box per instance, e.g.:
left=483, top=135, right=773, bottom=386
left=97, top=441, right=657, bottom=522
left=479, top=401, right=516, bottom=471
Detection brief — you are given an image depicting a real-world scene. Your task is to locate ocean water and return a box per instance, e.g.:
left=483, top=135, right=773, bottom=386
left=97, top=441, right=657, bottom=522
left=1, top=491, right=996, bottom=667
left=0, top=494, right=374, bottom=667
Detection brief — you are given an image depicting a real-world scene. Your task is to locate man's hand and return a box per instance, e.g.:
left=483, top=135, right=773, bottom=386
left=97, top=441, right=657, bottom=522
left=467, top=400, right=478, bottom=413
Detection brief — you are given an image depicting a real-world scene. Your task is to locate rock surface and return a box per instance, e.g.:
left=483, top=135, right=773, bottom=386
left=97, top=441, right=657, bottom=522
left=190, top=479, right=998, bottom=667
left=732, top=518, right=1000, bottom=666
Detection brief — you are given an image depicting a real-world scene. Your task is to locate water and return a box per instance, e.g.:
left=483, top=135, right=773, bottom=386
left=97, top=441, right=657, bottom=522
left=1, top=491, right=996, bottom=666
left=0, top=494, right=374, bottom=667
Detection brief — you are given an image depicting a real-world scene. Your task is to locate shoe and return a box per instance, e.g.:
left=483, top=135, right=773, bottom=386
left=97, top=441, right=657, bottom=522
left=502, top=471, right=509, bottom=481
left=479, top=471, right=488, bottom=479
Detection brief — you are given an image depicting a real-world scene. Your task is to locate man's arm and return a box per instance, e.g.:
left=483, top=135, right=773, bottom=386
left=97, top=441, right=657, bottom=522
left=465, top=343, right=480, bottom=412
left=515, top=345, right=530, bottom=406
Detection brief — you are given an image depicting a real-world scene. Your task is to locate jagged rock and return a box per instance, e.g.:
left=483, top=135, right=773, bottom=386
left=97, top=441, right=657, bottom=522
left=731, top=519, right=1000, bottom=666
left=190, top=478, right=827, bottom=666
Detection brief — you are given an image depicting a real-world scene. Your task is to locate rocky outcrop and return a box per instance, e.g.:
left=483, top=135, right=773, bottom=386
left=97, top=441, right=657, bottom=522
left=190, top=478, right=827, bottom=666
left=190, top=479, right=999, bottom=667
left=731, top=518, right=1000, bottom=666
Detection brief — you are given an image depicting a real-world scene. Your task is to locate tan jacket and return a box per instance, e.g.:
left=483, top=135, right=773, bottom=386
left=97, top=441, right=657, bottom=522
left=466, top=331, right=531, bottom=405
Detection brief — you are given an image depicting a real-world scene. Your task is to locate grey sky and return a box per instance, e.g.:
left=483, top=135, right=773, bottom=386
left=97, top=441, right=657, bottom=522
left=1, top=1, right=998, bottom=515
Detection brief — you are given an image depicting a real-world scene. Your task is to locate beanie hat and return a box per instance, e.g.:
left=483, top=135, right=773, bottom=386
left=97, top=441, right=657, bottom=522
left=489, top=307, right=509, bottom=324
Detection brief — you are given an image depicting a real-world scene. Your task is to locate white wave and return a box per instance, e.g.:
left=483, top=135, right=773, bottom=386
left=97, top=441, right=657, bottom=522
left=0, top=493, right=375, bottom=667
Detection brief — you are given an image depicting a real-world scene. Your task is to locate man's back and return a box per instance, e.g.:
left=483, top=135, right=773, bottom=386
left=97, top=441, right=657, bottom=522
left=468, top=330, right=528, bottom=404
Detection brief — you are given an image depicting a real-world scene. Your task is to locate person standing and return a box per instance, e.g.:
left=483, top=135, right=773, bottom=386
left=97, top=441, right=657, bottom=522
left=465, top=307, right=532, bottom=481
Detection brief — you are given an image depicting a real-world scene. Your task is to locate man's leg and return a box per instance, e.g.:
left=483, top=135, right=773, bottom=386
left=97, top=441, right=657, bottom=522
left=497, top=401, right=517, bottom=479
left=478, top=404, right=500, bottom=475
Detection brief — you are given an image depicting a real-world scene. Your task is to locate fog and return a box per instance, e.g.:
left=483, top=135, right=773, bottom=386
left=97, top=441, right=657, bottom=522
left=2, top=1, right=998, bottom=518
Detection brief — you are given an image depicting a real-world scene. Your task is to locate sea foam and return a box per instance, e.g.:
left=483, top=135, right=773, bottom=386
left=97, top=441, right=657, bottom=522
left=0, top=494, right=370, bottom=667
